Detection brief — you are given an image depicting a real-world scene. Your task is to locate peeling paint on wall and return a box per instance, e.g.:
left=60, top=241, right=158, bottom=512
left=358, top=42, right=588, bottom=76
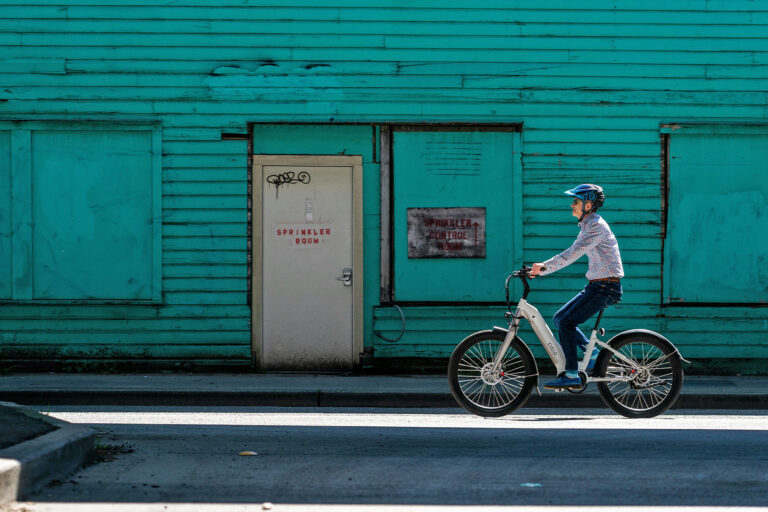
left=206, top=64, right=344, bottom=101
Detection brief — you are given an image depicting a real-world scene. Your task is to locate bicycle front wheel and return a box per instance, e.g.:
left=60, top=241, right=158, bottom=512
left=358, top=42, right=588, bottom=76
left=447, top=330, right=536, bottom=418
left=595, top=333, right=683, bottom=419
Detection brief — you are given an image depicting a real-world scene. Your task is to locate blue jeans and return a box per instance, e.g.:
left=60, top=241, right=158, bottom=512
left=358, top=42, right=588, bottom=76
left=553, top=281, right=623, bottom=372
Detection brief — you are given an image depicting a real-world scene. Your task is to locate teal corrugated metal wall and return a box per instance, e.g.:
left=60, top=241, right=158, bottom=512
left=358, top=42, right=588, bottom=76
left=1, top=1, right=766, bottom=370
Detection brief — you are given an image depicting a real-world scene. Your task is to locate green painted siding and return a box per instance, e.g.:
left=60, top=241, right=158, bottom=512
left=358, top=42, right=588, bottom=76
left=0, top=1, right=766, bottom=369
left=392, top=129, right=521, bottom=302
left=2, top=122, right=162, bottom=302
left=0, top=131, right=11, bottom=300
left=664, top=126, right=768, bottom=304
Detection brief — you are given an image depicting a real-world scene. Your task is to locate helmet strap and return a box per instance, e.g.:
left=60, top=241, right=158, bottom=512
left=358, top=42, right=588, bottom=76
left=578, top=202, right=596, bottom=222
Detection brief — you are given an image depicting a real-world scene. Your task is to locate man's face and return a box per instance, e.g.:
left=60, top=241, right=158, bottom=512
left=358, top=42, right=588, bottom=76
left=571, top=198, right=593, bottom=218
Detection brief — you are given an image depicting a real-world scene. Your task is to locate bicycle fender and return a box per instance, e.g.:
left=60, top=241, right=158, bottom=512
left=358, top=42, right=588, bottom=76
left=605, top=329, right=689, bottom=363
left=492, top=326, right=540, bottom=378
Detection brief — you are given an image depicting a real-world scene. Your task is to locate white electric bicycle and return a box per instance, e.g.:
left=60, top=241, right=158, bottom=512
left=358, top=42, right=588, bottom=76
left=448, top=265, right=686, bottom=419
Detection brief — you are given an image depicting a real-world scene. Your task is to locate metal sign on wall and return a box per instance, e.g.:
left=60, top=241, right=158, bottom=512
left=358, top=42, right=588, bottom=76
left=407, top=207, right=486, bottom=258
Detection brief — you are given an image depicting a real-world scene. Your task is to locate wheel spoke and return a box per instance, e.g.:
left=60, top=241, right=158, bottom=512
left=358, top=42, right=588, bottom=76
left=600, top=338, right=680, bottom=415
left=642, top=352, right=674, bottom=372
left=459, top=358, right=485, bottom=372
left=454, top=336, right=531, bottom=411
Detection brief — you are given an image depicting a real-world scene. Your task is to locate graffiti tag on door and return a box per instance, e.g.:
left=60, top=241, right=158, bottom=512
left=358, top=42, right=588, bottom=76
left=266, top=171, right=311, bottom=198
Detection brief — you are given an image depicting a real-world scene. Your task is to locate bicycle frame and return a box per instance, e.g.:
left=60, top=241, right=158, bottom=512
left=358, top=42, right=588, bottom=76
left=491, top=298, right=641, bottom=382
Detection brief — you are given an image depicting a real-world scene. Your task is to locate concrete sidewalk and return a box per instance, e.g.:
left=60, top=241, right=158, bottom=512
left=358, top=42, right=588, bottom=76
left=0, top=372, right=766, bottom=409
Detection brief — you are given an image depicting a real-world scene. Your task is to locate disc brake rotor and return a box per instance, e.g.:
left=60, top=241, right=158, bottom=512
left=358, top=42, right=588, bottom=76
left=480, top=363, right=502, bottom=385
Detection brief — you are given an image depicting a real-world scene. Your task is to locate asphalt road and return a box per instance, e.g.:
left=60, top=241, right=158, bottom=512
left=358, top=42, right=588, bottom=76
left=18, top=407, right=768, bottom=509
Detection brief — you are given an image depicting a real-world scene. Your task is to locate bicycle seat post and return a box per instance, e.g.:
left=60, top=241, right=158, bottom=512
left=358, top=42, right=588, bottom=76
left=592, top=308, right=606, bottom=332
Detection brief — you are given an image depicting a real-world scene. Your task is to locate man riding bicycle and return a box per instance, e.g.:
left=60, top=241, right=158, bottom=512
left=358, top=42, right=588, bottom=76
left=530, top=184, right=624, bottom=390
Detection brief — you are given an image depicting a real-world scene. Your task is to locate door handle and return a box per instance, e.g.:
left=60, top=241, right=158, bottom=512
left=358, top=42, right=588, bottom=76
left=336, top=267, right=352, bottom=286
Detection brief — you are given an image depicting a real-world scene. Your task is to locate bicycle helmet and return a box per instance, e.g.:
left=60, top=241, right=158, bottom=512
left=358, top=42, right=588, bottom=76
left=565, top=184, right=605, bottom=221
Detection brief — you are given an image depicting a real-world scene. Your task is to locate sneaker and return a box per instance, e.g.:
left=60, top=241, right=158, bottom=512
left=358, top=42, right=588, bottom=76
left=543, top=374, right=582, bottom=390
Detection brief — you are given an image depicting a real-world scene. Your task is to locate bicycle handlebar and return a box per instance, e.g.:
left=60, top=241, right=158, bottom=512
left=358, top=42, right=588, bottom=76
left=505, top=264, right=546, bottom=307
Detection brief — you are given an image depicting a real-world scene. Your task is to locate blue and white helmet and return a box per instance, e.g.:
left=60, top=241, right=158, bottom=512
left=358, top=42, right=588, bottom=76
left=565, top=184, right=605, bottom=209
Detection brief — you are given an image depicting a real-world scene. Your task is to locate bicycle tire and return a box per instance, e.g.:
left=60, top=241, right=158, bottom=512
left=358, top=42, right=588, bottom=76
left=447, top=330, right=537, bottom=418
left=594, top=332, right=683, bottom=419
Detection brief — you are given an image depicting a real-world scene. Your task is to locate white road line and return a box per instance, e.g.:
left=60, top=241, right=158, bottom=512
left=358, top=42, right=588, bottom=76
left=41, top=408, right=768, bottom=431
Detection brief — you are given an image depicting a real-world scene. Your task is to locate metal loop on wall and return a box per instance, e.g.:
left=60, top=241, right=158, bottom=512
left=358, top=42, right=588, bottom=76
left=374, top=305, right=406, bottom=343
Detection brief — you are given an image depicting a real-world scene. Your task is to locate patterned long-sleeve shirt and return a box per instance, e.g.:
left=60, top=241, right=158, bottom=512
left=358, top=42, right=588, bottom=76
left=539, top=213, right=624, bottom=280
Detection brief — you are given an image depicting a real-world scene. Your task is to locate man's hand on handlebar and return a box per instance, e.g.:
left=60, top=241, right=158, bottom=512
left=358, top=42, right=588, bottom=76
left=530, top=262, right=546, bottom=278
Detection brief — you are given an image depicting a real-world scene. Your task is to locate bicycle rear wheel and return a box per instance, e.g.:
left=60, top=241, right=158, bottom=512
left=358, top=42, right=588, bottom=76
left=447, top=330, right=536, bottom=417
left=595, top=332, right=683, bottom=418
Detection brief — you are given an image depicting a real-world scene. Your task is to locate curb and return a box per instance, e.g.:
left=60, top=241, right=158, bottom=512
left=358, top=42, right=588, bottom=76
left=0, top=402, right=95, bottom=505
left=672, top=394, right=768, bottom=410
left=1, top=390, right=766, bottom=410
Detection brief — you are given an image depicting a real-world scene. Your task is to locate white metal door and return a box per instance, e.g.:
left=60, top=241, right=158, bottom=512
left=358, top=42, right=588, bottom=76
left=253, top=155, right=363, bottom=370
